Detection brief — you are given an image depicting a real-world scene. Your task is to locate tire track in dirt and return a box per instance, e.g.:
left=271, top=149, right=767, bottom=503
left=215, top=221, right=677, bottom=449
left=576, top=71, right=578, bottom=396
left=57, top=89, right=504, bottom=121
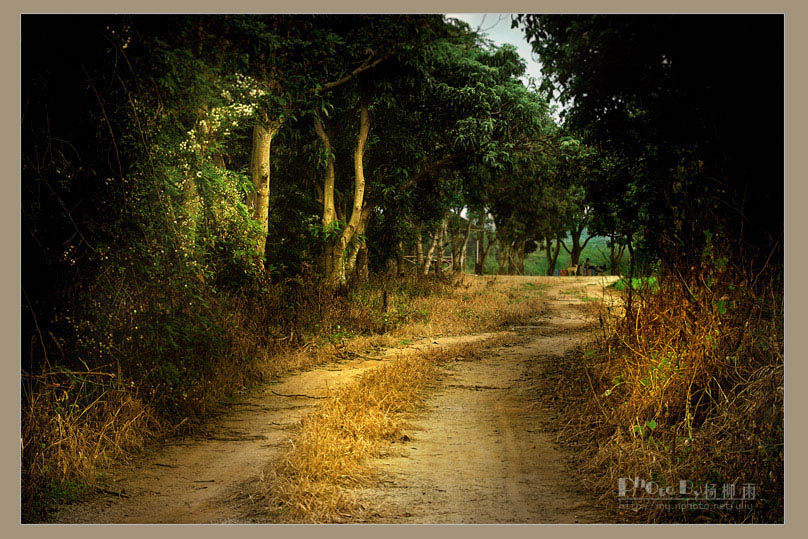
left=352, top=276, right=618, bottom=523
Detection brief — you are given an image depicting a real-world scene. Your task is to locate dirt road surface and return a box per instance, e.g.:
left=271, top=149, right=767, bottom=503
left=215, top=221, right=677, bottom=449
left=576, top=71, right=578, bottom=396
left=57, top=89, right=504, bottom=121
left=52, top=275, right=617, bottom=524
left=354, top=275, right=618, bottom=523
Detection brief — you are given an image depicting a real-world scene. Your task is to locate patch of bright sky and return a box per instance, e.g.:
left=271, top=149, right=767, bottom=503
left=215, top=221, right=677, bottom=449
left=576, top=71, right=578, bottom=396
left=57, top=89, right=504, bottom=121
left=444, top=14, right=541, bottom=83
left=444, top=13, right=564, bottom=121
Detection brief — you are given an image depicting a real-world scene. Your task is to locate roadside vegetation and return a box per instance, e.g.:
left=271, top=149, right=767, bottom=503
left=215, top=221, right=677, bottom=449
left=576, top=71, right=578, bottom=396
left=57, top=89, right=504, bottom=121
left=611, top=276, right=659, bottom=293
left=539, top=240, right=783, bottom=523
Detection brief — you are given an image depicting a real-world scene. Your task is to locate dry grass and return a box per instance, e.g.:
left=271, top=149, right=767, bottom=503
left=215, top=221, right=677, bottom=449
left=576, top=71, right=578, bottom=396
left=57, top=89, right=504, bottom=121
left=23, top=271, right=544, bottom=521
left=376, top=274, right=546, bottom=338
left=535, top=248, right=783, bottom=523
left=246, top=336, right=518, bottom=523
left=21, top=377, right=159, bottom=520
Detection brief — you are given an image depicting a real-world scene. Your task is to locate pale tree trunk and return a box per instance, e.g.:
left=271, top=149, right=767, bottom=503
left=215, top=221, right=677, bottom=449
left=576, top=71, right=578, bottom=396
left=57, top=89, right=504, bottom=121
left=415, top=227, right=424, bottom=269
left=248, top=110, right=279, bottom=265
left=507, top=241, right=518, bottom=274
left=435, top=221, right=447, bottom=277
left=446, top=210, right=461, bottom=272
left=313, top=112, right=338, bottom=278
left=395, top=241, right=405, bottom=276
left=475, top=211, right=494, bottom=275
left=450, top=219, right=463, bottom=274
left=422, top=222, right=442, bottom=276
left=181, top=109, right=216, bottom=247
left=318, top=97, right=371, bottom=286
left=459, top=218, right=473, bottom=273
left=345, top=206, right=372, bottom=280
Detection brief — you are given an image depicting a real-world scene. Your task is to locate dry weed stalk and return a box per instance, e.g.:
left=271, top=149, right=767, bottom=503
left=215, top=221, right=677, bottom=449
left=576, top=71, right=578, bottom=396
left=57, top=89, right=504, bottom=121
left=540, top=245, right=783, bottom=523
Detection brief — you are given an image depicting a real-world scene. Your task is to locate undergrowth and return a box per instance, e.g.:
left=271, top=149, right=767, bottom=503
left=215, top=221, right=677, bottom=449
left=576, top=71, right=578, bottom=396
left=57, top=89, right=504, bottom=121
left=541, top=242, right=783, bottom=523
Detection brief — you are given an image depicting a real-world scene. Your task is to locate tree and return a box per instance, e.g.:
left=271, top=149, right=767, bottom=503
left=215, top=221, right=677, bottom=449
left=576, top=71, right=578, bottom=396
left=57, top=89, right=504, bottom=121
left=515, top=15, right=783, bottom=268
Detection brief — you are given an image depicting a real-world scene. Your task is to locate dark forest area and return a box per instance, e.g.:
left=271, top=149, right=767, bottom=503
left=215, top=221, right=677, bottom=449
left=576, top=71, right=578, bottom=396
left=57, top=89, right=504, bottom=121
left=21, top=14, right=783, bottom=523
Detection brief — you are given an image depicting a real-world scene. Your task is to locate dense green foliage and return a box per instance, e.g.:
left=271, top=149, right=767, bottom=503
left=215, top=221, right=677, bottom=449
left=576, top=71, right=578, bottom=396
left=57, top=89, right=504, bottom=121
left=23, top=14, right=610, bottom=382
left=515, top=14, right=783, bottom=270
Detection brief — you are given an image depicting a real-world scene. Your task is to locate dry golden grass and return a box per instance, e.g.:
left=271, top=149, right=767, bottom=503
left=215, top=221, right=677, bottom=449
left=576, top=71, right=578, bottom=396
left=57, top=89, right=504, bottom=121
left=382, top=275, right=545, bottom=338
left=21, top=377, right=158, bottom=520
left=23, top=271, right=544, bottom=520
left=248, top=336, right=518, bottom=523
left=536, top=253, right=783, bottom=523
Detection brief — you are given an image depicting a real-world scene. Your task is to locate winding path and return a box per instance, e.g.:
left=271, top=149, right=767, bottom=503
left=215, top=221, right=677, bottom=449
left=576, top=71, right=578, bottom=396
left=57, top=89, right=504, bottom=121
left=52, top=276, right=617, bottom=523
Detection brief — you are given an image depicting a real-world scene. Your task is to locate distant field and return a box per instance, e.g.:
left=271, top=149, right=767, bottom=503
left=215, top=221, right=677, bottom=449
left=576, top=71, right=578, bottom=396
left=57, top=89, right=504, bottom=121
left=468, top=232, right=631, bottom=276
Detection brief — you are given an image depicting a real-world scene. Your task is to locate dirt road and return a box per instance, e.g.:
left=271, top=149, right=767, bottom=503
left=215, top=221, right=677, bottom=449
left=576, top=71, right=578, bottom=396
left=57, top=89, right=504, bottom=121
left=52, top=276, right=617, bottom=524
left=352, top=275, right=618, bottom=523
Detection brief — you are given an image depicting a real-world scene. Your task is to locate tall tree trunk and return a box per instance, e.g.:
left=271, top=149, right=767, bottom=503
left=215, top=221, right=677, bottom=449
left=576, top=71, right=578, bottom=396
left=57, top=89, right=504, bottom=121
left=475, top=211, right=494, bottom=275
left=355, top=244, right=369, bottom=282
left=395, top=241, right=405, bottom=276
left=497, top=238, right=511, bottom=275
left=248, top=110, right=278, bottom=265
left=316, top=95, right=371, bottom=286
left=569, top=228, right=583, bottom=267
left=449, top=218, right=460, bottom=272
left=476, top=233, right=494, bottom=275
left=450, top=216, right=468, bottom=274
left=435, top=220, right=448, bottom=277
left=507, top=241, right=518, bottom=274
left=313, top=112, right=338, bottom=278
left=516, top=240, right=526, bottom=275
left=459, top=217, right=473, bottom=273
left=423, top=222, right=442, bottom=276
left=345, top=206, right=372, bottom=279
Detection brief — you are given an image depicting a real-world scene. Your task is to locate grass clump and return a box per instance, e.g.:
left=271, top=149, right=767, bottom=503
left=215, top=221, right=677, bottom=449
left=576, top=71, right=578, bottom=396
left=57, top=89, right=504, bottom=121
left=541, top=244, right=783, bottom=523
left=22, top=376, right=157, bottom=520
left=611, top=276, right=659, bottom=292
left=249, top=337, right=515, bottom=522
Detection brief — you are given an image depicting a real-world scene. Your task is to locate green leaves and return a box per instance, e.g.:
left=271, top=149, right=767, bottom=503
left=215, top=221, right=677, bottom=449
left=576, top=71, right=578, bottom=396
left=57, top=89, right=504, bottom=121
left=633, top=419, right=658, bottom=438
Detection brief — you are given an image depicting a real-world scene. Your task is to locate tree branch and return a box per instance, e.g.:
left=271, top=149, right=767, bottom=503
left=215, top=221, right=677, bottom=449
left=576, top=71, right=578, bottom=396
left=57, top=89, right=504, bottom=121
left=403, top=153, right=461, bottom=190
left=321, top=50, right=394, bottom=91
